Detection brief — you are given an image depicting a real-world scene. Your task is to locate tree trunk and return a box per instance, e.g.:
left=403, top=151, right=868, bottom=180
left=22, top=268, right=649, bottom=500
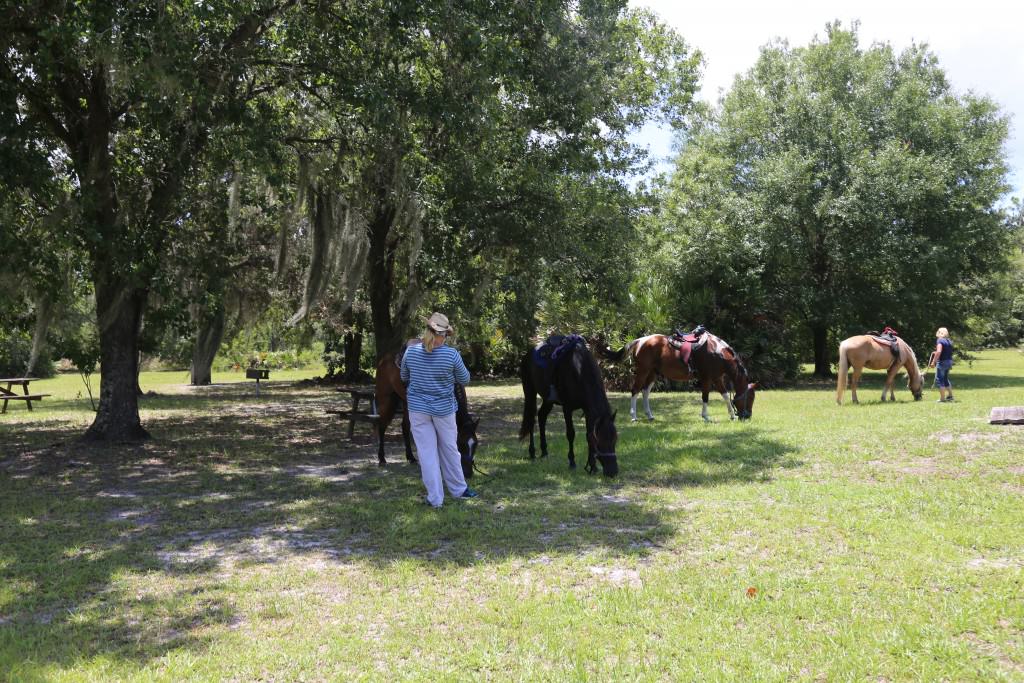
left=191, top=305, right=227, bottom=385
left=83, top=279, right=149, bottom=442
left=367, top=208, right=402, bottom=360
left=811, top=323, right=831, bottom=377
left=25, top=293, right=54, bottom=376
left=342, top=330, right=363, bottom=380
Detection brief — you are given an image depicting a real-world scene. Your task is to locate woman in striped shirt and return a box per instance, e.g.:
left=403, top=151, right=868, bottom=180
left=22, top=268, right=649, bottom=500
left=400, top=312, right=477, bottom=507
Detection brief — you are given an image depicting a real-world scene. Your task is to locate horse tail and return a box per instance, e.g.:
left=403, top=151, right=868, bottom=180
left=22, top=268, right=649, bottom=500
left=519, top=352, right=537, bottom=441
left=836, top=341, right=849, bottom=404
left=602, top=338, right=640, bottom=363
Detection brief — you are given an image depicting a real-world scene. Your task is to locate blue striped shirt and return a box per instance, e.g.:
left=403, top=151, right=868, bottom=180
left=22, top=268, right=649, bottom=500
left=400, top=343, right=470, bottom=416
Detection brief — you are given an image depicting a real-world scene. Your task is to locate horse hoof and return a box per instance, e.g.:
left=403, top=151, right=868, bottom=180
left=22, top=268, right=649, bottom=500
left=631, top=417, right=639, bottom=423
left=569, top=462, right=577, bottom=469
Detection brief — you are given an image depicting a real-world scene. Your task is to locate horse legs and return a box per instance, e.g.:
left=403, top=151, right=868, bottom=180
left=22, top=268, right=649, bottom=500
left=642, top=375, right=656, bottom=421
left=583, top=411, right=598, bottom=473
left=376, top=410, right=389, bottom=467
left=376, top=397, right=395, bottom=467
left=400, top=403, right=416, bottom=463
left=564, top=407, right=577, bottom=469
left=538, top=400, right=553, bottom=457
left=883, top=364, right=899, bottom=402
left=629, top=371, right=656, bottom=422
left=629, top=372, right=647, bottom=422
left=716, top=376, right=736, bottom=420
left=700, top=385, right=713, bottom=422
left=721, top=390, right=737, bottom=420
left=851, top=367, right=864, bottom=404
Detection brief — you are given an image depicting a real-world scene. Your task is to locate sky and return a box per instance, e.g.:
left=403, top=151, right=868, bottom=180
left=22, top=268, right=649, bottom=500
left=630, top=0, right=1024, bottom=201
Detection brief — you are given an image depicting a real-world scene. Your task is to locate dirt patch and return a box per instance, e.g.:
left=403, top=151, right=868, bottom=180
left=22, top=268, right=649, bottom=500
left=106, top=508, right=161, bottom=527
left=285, top=464, right=354, bottom=483
left=867, top=458, right=948, bottom=477
left=588, top=565, right=642, bottom=588
left=960, top=631, right=1024, bottom=675
left=157, top=526, right=366, bottom=570
left=965, top=557, right=1022, bottom=570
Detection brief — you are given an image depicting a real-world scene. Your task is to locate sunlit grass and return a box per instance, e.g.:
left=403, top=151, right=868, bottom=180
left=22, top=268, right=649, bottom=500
left=1, top=351, right=1023, bottom=680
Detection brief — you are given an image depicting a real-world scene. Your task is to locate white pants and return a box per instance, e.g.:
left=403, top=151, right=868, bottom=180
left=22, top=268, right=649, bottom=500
left=409, top=411, right=468, bottom=507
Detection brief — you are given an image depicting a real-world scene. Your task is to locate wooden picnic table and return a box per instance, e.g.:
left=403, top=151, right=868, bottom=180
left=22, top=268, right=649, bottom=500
left=326, top=387, right=381, bottom=438
left=0, top=377, right=51, bottom=414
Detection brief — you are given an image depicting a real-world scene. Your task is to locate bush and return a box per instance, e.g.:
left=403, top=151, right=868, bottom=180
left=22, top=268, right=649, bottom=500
left=0, top=329, right=32, bottom=377
left=213, top=346, right=322, bottom=372
left=0, top=329, right=56, bottom=378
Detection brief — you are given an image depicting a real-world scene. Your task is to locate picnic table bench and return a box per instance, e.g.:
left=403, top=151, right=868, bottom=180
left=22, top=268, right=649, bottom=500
left=0, top=377, right=50, bottom=414
left=326, top=388, right=381, bottom=438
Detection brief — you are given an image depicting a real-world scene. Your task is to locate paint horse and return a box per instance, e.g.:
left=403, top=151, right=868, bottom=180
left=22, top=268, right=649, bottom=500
left=374, top=341, right=480, bottom=476
left=519, top=335, right=619, bottom=477
left=836, top=334, right=924, bottom=404
left=601, top=328, right=756, bottom=422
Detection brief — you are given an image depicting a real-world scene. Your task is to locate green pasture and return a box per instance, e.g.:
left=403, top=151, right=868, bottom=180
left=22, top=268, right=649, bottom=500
left=1, top=351, right=1023, bottom=681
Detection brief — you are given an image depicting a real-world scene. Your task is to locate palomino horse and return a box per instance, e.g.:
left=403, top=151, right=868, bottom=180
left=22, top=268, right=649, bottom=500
left=374, top=342, right=480, bottom=476
left=601, top=330, right=757, bottom=422
left=836, top=335, right=924, bottom=404
left=519, top=335, right=619, bottom=476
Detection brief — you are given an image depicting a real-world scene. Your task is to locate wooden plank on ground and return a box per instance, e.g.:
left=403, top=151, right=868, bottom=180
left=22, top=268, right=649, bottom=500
left=989, top=406, right=1024, bottom=425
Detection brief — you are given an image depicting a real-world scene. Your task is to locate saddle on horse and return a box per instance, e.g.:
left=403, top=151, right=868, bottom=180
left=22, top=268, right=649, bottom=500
left=867, top=326, right=901, bottom=363
left=668, top=325, right=708, bottom=374
left=533, top=334, right=586, bottom=402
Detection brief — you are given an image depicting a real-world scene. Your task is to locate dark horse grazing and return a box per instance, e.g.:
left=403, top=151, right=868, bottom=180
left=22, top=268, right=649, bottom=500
left=601, top=329, right=757, bottom=422
left=374, top=342, right=480, bottom=477
left=519, top=335, right=618, bottom=477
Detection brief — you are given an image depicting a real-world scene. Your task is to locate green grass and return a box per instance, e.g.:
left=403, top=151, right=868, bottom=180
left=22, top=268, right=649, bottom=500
left=2, top=351, right=1023, bottom=681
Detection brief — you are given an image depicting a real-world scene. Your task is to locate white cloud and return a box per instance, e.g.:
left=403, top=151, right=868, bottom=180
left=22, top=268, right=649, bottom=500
left=631, top=0, right=1024, bottom=199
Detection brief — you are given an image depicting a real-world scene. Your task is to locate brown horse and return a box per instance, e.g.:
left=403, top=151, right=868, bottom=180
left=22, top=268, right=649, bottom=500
left=374, top=343, right=480, bottom=475
left=601, top=331, right=757, bottom=422
left=836, top=335, right=924, bottom=404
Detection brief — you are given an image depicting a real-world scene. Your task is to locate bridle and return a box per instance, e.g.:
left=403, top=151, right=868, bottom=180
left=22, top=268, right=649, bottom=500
left=585, top=450, right=616, bottom=474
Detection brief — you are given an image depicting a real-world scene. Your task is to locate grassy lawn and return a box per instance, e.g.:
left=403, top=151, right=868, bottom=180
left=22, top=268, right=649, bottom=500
left=1, top=351, right=1023, bottom=681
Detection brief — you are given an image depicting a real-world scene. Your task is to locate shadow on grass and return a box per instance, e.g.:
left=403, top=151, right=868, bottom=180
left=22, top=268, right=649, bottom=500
left=0, top=382, right=793, bottom=672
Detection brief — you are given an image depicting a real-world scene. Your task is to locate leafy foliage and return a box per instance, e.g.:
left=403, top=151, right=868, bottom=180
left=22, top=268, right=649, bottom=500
left=657, top=22, right=1014, bottom=381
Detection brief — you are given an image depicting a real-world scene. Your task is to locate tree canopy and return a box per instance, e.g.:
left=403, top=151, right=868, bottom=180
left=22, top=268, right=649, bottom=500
left=656, top=22, right=1013, bottom=379
left=1, top=0, right=701, bottom=439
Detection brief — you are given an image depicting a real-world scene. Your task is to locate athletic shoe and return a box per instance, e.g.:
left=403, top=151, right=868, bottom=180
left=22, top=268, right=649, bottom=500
left=459, top=487, right=479, bottom=499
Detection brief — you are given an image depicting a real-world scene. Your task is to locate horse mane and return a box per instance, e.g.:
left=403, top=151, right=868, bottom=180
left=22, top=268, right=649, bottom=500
left=571, top=345, right=614, bottom=418
left=454, top=383, right=472, bottom=426
left=901, top=339, right=922, bottom=380
left=705, top=333, right=750, bottom=391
